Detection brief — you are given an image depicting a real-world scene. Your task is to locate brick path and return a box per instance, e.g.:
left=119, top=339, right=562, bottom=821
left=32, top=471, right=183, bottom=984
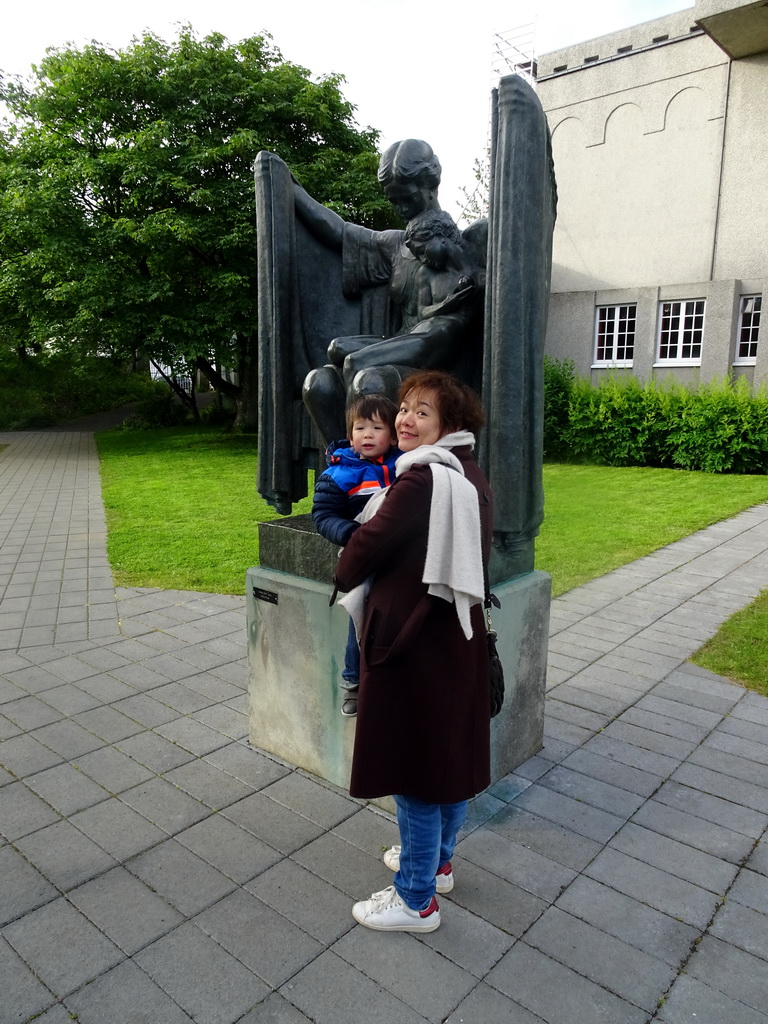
left=2, top=429, right=768, bottom=1024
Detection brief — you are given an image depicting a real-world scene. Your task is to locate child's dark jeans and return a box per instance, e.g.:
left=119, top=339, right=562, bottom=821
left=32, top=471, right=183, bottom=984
left=341, top=617, right=359, bottom=689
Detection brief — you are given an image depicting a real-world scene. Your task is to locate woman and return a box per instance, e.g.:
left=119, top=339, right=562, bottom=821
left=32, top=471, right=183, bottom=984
left=334, top=370, right=493, bottom=932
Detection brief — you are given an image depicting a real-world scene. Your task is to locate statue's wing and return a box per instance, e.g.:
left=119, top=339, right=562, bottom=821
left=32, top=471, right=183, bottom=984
left=479, top=75, right=557, bottom=579
left=461, top=218, right=488, bottom=273
left=254, top=152, right=371, bottom=513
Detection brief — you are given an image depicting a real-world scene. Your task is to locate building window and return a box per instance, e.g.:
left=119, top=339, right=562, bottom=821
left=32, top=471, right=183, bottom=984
left=657, top=299, right=705, bottom=363
left=735, top=295, right=761, bottom=363
left=594, top=304, right=636, bottom=365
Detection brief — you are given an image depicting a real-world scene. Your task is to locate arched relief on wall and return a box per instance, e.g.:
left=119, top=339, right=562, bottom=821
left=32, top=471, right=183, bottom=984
left=599, top=101, right=645, bottom=146
left=550, top=113, right=580, bottom=137
left=643, top=73, right=725, bottom=134
left=550, top=107, right=607, bottom=148
left=550, top=115, right=588, bottom=162
left=663, top=86, right=709, bottom=131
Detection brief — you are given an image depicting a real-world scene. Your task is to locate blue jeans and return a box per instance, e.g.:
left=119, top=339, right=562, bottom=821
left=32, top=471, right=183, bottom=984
left=393, top=794, right=468, bottom=910
left=341, top=618, right=359, bottom=689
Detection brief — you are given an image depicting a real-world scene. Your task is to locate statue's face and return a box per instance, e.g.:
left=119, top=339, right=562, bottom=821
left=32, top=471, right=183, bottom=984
left=422, top=236, right=451, bottom=271
left=406, top=229, right=453, bottom=271
left=384, top=182, right=433, bottom=222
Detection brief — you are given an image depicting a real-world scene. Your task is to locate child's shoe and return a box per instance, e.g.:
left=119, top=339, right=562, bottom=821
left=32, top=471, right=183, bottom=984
left=352, top=885, right=441, bottom=932
left=341, top=686, right=358, bottom=717
left=383, top=845, right=454, bottom=893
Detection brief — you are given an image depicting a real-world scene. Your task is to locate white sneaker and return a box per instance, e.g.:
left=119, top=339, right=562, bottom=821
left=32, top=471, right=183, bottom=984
left=383, top=846, right=455, bottom=893
left=383, top=844, right=401, bottom=871
left=352, top=885, right=441, bottom=932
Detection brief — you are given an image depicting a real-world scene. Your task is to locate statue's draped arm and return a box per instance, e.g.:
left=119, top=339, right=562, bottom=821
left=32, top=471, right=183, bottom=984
left=254, top=152, right=393, bottom=512
left=479, top=75, right=557, bottom=579
left=293, top=182, right=344, bottom=249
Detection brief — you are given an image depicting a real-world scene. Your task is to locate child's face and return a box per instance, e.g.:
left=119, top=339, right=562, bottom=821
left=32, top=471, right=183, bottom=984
left=407, top=230, right=451, bottom=270
left=350, top=415, right=395, bottom=459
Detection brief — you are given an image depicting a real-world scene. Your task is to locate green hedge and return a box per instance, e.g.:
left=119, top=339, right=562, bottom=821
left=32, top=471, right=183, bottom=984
left=543, top=359, right=768, bottom=474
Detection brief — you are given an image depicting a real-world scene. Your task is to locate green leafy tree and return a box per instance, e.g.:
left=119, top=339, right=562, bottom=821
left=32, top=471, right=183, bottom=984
left=457, top=153, right=490, bottom=225
left=0, top=28, right=398, bottom=426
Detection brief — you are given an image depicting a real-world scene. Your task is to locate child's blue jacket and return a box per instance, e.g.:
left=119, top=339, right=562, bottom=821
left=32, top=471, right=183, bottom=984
left=312, top=440, right=400, bottom=547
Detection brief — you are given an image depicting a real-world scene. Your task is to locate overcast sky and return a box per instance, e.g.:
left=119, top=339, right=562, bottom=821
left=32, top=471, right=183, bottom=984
left=1, top=0, right=690, bottom=218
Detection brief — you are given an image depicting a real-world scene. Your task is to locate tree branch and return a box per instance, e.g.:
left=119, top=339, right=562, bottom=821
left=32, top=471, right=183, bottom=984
left=195, top=354, right=240, bottom=400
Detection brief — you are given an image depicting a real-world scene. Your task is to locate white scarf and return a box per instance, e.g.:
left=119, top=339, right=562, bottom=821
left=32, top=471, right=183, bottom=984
left=339, top=431, right=484, bottom=640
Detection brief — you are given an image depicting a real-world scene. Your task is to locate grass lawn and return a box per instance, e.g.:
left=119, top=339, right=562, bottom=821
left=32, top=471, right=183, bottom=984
left=538, top=463, right=768, bottom=595
left=96, top=428, right=313, bottom=594
left=691, top=589, right=768, bottom=697
left=97, top=427, right=768, bottom=599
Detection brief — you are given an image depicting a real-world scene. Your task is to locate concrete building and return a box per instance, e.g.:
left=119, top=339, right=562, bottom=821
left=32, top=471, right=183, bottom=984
left=537, top=0, right=767, bottom=388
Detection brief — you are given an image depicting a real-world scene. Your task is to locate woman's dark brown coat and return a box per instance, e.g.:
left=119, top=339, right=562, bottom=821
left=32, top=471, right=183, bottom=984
left=334, top=446, right=493, bottom=803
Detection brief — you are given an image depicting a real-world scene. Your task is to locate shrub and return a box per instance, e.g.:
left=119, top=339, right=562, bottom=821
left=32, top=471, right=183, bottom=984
left=567, top=375, right=647, bottom=466
left=0, top=350, right=156, bottom=430
left=118, top=384, right=189, bottom=429
left=542, top=357, right=575, bottom=458
left=666, top=377, right=768, bottom=474
left=199, top=400, right=236, bottom=427
left=557, top=371, right=768, bottom=474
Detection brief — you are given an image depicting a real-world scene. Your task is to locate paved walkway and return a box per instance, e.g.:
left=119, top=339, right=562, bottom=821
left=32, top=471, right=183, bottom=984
left=2, top=429, right=768, bottom=1024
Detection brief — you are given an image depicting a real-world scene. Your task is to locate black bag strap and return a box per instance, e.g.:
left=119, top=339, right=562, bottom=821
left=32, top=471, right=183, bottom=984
left=482, top=558, right=501, bottom=624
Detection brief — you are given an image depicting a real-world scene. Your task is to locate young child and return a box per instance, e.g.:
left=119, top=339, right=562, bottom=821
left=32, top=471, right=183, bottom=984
left=403, top=208, right=478, bottom=324
left=312, top=394, right=400, bottom=717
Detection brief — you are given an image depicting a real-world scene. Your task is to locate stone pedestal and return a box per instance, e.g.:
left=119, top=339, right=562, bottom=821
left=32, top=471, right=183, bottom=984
left=247, top=516, right=549, bottom=808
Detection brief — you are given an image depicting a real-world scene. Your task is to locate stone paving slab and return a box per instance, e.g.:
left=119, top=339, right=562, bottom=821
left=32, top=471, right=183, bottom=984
left=553, top=874, right=699, bottom=967
left=2, top=430, right=768, bottom=1023
left=487, top=940, right=650, bottom=1024
left=524, top=905, right=677, bottom=1012
left=654, top=972, right=768, bottom=1024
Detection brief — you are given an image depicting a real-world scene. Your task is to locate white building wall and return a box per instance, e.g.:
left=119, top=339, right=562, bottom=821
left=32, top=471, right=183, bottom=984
left=538, top=3, right=768, bottom=388
left=713, top=53, right=768, bottom=280
left=541, top=32, right=729, bottom=292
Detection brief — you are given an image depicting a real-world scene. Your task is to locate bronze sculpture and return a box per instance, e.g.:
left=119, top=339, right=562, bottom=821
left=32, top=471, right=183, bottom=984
left=293, top=140, right=486, bottom=445
left=254, top=74, right=556, bottom=580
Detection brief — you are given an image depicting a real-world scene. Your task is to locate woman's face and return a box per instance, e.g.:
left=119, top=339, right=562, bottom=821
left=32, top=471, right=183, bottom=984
left=396, top=389, right=444, bottom=451
left=384, top=181, right=434, bottom=222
